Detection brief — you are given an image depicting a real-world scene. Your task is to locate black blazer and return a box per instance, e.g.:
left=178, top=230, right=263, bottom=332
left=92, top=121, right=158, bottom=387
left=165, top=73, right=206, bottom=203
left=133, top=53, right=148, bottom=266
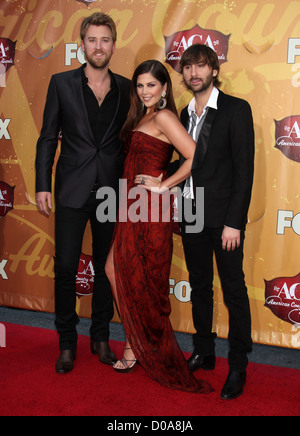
left=35, top=65, right=131, bottom=208
left=180, top=90, right=255, bottom=230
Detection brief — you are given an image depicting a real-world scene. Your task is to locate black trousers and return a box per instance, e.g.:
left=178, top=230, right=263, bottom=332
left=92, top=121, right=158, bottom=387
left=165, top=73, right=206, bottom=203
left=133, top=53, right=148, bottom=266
left=182, top=224, right=252, bottom=372
left=54, top=191, right=115, bottom=350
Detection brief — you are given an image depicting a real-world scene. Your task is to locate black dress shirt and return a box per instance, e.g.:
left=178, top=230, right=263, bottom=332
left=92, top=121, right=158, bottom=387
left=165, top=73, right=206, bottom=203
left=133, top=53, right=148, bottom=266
left=82, top=67, right=118, bottom=148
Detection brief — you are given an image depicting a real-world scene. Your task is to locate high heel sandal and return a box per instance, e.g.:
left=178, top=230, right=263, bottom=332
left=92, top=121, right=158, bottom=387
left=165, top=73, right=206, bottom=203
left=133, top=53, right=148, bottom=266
left=113, top=348, right=138, bottom=374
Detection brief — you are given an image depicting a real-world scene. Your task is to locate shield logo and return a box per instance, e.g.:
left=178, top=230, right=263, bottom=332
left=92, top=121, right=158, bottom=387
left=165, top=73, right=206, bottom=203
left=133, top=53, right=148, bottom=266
left=164, top=24, right=230, bottom=73
left=264, top=273, right=300, bottom=327
left=0, top=182, right=15, bottom=218
left=76, top=253, right=94, bottom=298
left=0, top=38, right=16, bottom=74
left=274, top=116, right=300, bottom=163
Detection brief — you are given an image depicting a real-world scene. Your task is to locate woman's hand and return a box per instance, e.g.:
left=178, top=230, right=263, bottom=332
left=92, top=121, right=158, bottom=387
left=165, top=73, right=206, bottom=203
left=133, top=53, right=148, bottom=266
left=134, top=173, right=168, bottom=193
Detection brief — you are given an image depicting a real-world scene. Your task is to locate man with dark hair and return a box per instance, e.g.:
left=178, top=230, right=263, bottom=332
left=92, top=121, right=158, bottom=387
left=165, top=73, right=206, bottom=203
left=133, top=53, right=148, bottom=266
left=179, top=44, right=254, bottom=399
left=35, top=12, right=130, bottom=374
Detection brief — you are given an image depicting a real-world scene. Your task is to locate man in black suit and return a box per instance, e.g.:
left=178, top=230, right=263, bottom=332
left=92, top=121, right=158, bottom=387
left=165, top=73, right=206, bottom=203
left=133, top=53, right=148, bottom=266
left=179, top=44, right=254, bottom=399
left=35, top=13, right=130, bottom=374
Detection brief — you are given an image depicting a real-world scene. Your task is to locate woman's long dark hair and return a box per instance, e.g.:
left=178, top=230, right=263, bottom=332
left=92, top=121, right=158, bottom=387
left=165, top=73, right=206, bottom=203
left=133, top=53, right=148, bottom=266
left=120, top=60, right=178, bottom=142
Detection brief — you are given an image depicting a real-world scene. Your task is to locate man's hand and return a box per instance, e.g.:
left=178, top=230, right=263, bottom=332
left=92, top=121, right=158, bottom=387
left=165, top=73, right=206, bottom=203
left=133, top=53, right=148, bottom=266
left=222, top=226, right=241, bottom=251
left=36, top=191, right=52, bottom=216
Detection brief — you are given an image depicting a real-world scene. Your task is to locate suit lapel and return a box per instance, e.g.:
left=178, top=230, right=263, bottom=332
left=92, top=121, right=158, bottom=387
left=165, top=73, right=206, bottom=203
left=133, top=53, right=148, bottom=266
left=70, top=68, right=122, bottom=148
left=98, top=71, right=120, bottom=146
left=179, top=109, right=190, bottom=166
left=181, top=108, right=190, bottom=130
left=192, top=107, right=217, bottom=170
left=70, top=66, right=96, bottom=145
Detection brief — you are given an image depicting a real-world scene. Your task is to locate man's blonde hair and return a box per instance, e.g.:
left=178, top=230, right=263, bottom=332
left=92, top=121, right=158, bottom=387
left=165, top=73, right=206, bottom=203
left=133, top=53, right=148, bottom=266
left=80, top=12, right=117, bottom=43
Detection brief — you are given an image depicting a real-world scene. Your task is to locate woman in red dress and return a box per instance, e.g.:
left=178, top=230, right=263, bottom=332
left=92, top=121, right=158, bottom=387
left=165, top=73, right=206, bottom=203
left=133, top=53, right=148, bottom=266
left=105, top=60, right=213, bottom=394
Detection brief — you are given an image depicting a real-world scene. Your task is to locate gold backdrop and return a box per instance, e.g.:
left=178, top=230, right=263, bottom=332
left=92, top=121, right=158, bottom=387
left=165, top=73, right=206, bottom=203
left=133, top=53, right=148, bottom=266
left=1, top=0, right=300, bottom=349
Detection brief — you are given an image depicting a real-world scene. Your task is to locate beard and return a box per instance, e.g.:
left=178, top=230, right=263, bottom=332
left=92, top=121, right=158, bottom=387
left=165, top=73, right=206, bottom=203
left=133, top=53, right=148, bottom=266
left=183, top=71, right=214, bottom=94
left=85, top=50, right=112, bottom=70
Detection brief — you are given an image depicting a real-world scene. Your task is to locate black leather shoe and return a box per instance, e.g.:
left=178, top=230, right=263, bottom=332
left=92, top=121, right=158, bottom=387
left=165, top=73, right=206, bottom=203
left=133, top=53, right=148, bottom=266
left=55, top=349, right=76, bottom=374
left=188, top=352, right=216, bottom=372
left=90, top=341, right=117, bottom=366
left=221, top=371, right=247, bottom=400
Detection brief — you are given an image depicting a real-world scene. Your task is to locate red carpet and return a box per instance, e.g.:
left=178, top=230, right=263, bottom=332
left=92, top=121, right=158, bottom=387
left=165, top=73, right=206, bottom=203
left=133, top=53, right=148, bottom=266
left=0, top=323, right=299, bottom=417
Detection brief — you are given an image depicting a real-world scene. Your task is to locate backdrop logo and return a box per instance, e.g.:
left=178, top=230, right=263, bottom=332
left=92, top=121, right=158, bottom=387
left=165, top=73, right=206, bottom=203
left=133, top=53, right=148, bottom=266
left=264, top=273, right=300, bottom=327
left=0, top=182, right=14, bottom=218
left=274, top=116, right=300, bottom=163
left=65, top=44, right=85, bottom=66
left=277, top=210, right=300, bottom=236
left=287, top=38, right=300, bottom=64
left=76, top=253, right=94, bottom=298
left=0, top=259, right=8, bottom=280
left=0, top=118, right=11, bottom=140
left=164, top=24, right=230, bottom=73
left=0, top=38, right=16, bottom=73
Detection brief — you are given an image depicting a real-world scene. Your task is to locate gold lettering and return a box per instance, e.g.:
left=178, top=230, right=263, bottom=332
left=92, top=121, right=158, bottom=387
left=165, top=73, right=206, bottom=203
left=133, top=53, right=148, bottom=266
left=14, top=12, right=36, bottom=50
left=152, top=0, right=173, bottom=47
left=1, top=68, right=40, bottom=204
left=1, top=4, right=137, bottom=52
left=9, top=233, right=55, bottom=278
left=1, top=1, right=300, bottom=54
left=152, top=0, right=300, bottom=52
left=28, top=0, right=38, bottom=11
left=0, top=11, right=18, bottom=37
left=109, top=9, right=137, bottom=47
left=8, top=213, right=55, bottom=279
left=35, top=11, right=64, bottom=51
left=64, top=9, right=92, bottom=44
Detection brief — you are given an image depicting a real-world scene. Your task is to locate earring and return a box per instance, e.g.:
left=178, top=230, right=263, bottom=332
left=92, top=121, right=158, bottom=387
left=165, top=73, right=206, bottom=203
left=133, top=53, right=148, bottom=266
left=157, top=91, right=167, bottom=110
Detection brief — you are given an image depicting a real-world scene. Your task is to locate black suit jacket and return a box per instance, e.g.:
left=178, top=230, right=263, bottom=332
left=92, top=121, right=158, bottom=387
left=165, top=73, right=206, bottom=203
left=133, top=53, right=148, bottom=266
left=180, top=90, right=255, bottom=230
left=35, top=65, right=131, bottom=208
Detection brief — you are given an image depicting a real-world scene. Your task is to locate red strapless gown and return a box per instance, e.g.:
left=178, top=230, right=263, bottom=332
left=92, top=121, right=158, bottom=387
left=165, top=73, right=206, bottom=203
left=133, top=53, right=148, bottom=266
left=113, top=131, right=213, bottom=394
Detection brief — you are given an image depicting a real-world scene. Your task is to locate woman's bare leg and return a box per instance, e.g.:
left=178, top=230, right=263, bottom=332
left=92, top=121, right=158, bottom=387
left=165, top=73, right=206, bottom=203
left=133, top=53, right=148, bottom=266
left=105, top=245, right=136, bottom=369
left=105, top=244, right=120, bottom=312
